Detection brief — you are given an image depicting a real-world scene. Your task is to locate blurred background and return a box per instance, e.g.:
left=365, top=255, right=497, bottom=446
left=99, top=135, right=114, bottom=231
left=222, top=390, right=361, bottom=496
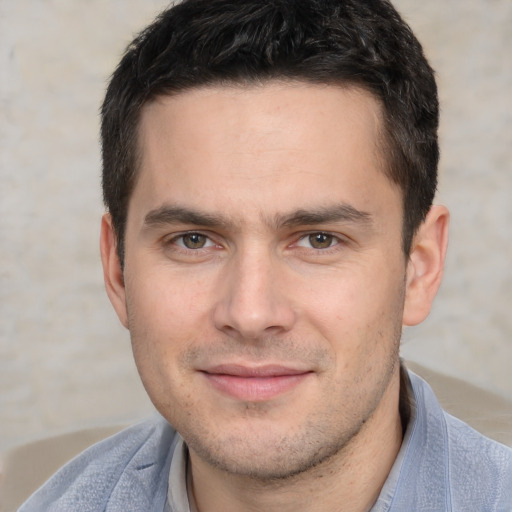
left=1, top=0, right=511, bottom=454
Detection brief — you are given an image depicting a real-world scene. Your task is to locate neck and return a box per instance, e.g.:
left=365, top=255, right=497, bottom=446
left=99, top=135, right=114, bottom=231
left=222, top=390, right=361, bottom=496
left=189, top=369, right=403, bottom=512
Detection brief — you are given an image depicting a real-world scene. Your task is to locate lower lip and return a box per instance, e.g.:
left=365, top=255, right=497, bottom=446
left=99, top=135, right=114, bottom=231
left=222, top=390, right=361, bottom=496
left=202, top=373, right=311, bottom=401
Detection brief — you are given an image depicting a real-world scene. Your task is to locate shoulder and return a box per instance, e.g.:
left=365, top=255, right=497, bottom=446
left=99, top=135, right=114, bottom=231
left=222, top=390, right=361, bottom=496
left=18, top=415, right=177, bottom=512
left=442, top=411, right=512, bottom=509
left=407, top=369, right=512, bottom=510
left=407, top=361, right=512, bottom=447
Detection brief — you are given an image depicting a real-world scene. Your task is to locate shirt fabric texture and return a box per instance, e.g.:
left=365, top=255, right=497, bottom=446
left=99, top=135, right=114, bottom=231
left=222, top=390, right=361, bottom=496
left=18, top=371, right=512, bottom=512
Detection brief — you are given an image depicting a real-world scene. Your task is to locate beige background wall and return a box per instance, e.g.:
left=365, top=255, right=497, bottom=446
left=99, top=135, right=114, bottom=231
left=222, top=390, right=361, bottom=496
left=1, top=0, right=511, bottom=453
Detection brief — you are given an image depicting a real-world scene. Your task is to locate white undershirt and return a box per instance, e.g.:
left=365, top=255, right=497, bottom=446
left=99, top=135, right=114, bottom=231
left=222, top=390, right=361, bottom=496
left=166, top=435, right=198, bottom=512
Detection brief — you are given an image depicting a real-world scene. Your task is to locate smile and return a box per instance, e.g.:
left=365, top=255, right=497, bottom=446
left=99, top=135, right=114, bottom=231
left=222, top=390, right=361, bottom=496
left=200, top=364, right=313, bottom=402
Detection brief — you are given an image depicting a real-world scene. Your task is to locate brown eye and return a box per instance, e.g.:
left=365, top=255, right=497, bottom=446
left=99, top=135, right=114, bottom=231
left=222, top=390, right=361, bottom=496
left=308, top=233, right=334, bottom=249
left=182, top=233, right=208, bottom=249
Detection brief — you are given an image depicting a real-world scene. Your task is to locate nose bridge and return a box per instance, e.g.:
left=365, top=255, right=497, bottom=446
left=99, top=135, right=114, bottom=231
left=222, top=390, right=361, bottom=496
left=213, top=242, right=295, bottom=339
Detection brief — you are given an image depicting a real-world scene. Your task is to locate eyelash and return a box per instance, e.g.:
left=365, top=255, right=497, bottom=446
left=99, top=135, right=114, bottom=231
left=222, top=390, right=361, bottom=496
left=164, top=231, right=345, bottom=254
left=164, top=231, right=219, bottom=252
left=295, top=232, right=343, bottom=251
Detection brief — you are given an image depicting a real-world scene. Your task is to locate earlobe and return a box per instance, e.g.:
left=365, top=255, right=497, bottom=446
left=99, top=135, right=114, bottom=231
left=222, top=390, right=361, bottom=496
left=100, top=214, right=129, bottom=328
left=402, top=205, right=450, bottom=326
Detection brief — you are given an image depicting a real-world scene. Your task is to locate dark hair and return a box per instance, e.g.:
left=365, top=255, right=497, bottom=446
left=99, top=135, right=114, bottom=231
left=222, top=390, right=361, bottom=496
left=101, top=0, right=439, bottom=264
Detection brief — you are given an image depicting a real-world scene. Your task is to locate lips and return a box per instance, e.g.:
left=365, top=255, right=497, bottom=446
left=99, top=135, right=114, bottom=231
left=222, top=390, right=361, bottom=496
left=200, top=364, right=312, bottom=401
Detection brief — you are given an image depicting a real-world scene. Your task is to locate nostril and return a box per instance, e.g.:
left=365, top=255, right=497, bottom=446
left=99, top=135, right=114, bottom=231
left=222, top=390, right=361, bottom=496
left=212, top=298, right=296, bottom=341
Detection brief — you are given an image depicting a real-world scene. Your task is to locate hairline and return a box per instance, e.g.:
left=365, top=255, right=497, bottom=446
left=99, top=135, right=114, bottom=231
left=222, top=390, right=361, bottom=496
left=115, top=78, right=414, bottom=265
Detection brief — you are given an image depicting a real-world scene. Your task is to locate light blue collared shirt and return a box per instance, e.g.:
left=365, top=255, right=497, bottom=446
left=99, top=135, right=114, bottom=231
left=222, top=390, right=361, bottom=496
left=19, top=371, right=512, bottom=511
left=372, top=372, right=512, bottom=511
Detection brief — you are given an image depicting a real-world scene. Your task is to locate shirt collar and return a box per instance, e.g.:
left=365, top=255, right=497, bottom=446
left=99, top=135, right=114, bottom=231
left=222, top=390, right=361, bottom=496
left=166, top=370, right=450, bottom=512
left=167, top=435, right=197, bottom=512
left=370, top=370, right=450, bottom=511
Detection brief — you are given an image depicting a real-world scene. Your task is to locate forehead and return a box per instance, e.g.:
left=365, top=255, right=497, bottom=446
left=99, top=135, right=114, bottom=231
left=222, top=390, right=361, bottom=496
left=131, top=82, right=399, bottom=224
left=139, top=82, right=385, bottom=156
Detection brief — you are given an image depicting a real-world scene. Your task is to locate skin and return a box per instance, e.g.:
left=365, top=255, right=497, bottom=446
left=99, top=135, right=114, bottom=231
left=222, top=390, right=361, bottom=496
left=101, top=82, right=449, bottom=512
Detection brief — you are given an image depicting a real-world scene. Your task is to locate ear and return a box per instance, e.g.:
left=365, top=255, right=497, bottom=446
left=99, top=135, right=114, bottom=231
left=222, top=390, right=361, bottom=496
left=100, top=213, right=129, bottom=328
left=402, top=205, right=449, bottom=326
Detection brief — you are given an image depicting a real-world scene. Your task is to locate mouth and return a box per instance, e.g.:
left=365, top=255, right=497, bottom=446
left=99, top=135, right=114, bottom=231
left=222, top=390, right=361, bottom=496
left=199, top=364, right=313, bottom=402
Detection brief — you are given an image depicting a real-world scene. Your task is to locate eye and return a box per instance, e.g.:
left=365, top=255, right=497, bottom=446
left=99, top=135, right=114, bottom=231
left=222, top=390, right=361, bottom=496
left=296, top=232, right=339, bottom=250
left=174, top=232, right=214, bottom=249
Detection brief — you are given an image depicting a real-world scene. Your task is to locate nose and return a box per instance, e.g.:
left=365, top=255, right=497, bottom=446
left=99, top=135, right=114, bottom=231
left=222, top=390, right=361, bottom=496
left=212, top=247, right=297, bottom=340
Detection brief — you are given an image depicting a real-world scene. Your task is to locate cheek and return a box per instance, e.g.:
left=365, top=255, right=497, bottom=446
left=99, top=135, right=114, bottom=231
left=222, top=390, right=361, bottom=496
left=124, top=279, right=184, bottom=381
left=302, top=265, right=405, bottom=351
left=124, top=265, right=221, bottom=383
left=127, top=266, right=210, bottom=331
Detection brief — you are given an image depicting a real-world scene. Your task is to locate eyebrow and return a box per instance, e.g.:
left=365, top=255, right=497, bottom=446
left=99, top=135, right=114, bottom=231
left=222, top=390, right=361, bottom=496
left=144, top=206, right=230, bottom=229
left=143, top=203, right=373, bottom=231
left=279, top=205, right=372, bottom=228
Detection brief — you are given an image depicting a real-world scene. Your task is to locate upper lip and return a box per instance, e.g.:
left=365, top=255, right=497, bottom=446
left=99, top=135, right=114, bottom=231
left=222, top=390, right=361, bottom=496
left=201, top=364, right=311, bottom=378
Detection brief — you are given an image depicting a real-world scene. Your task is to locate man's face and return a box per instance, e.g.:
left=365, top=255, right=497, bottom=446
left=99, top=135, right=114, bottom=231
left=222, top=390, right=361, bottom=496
left=106, top=83, right=413, bottom=479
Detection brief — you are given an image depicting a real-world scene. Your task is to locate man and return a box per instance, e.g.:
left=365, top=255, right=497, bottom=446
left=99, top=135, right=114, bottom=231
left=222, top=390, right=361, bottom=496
left=19, top=0, right=512, bottom=510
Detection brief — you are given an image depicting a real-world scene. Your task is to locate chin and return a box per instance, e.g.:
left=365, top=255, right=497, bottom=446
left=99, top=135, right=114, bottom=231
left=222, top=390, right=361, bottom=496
left=185, top=416, right=362, bottom=482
